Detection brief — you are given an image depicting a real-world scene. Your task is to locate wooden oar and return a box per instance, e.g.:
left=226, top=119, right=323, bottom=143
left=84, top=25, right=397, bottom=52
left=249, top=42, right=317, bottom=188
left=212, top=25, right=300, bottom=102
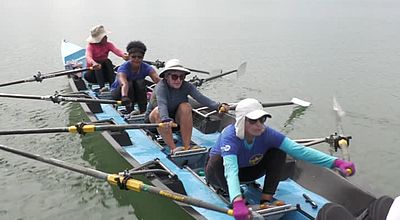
left=0, top=67, right=92, bottom=87
left=0, top=92, right=122, bottom=105
left=0, top=144, right=233, bottom=216
left=0, top=122, right=177, bottom=135
left=144, top=59, right=211, bottom=74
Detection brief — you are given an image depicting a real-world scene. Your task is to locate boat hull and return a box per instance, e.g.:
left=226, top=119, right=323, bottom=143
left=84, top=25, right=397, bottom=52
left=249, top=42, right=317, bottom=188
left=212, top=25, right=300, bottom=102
left=61, top=40, right=376, bottom=220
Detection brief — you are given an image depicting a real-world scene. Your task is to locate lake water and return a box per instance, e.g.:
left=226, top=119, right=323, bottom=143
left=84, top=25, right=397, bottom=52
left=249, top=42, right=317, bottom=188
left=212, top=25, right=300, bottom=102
left=0, top=0, right=399, bottom=219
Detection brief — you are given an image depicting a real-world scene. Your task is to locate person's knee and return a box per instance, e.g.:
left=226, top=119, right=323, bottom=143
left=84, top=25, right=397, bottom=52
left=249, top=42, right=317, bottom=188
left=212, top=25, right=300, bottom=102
left=268, top=148, right=286, bottom=161
left=177, top=102, right=192, bottom=114
left=134, top=79, right=147, bottom=91
left=149, top=108, right=160, bottom=123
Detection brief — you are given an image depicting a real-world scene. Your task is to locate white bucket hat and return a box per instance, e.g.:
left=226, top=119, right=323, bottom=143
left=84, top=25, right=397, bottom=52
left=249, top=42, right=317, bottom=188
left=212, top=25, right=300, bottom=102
left=86, top=25, right=111, bottom=43
left=159, top=59, right=191, bottom=78
left=234, top=98, right=271, bottom=139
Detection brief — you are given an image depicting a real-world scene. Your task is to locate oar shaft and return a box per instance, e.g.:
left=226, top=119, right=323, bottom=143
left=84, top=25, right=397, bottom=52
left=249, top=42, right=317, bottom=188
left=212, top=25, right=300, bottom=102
left=140, top=183, right=232, bottom=215
left=43, top=67, right=91, bottom=79
left=92, top=123, right=171, bottom=132
left=0, top=79, right=29, bottom=87
left=0, top=144, right=233, bottom=216
left=0, top=93, right=120, bottom=105
left=0, top=127, right=69, bottom=135
left=0, top=93, right=45, bottom=100
left=0, top=68, right=90, bottom=87
left=229, top=101, right=295, bottom=110
left=59, top=97, right=119, bottom=105
left=261, top=102, right=293, bottom=108
left=0, top=144, right=109, bottom=180
left=204, top=69, right=237, bottom=82
left=187, top=68, right=209, bottom=74
left=0, top=123, right=172, bottom=135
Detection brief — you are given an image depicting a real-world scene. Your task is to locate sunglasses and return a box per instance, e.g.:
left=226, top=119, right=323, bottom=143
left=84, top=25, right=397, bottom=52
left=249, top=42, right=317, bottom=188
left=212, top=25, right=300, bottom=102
left=169, top=74, right=186, bottom=81
left=130, top=55, right=143, bottom=59
left=247, top=115, right=268, bottom=125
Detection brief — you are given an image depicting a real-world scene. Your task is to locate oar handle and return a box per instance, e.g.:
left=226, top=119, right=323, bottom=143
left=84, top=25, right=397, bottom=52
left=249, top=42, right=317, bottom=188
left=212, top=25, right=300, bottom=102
left=345, top=168, right=353, bottom=176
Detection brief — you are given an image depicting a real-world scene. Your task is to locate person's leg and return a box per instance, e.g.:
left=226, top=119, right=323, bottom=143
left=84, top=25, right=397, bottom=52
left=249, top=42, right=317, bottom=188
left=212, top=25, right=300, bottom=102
left=132, top=79, right=148, bottom=113
left=83, top=70, right=97, bottom=83
left=101, top=59, right=115, bottom=85
left=111, top=85, right=122, bottom=100
left=205, top=155, right=229, bottom=193
left=126, top=81, right=135, bottom=112
left=149, top=107, right=177, bottom=151
left=94, top=68, right=106, bottom=88
left=236, top=148, right=286, bottom=202
left=175, top=102, right=192, bottom=150
left=260, top=148, right=286, bottom=202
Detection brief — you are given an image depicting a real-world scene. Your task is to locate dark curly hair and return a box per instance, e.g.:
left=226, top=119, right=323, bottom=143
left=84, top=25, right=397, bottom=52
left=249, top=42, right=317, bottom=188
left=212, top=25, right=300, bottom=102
left=126, top=41, right=147, bottom=55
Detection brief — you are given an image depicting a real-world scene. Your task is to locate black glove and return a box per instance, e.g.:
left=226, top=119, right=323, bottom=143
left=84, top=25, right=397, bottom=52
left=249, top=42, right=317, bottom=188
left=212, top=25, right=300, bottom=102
left=121, top=96, right=131, bottom=106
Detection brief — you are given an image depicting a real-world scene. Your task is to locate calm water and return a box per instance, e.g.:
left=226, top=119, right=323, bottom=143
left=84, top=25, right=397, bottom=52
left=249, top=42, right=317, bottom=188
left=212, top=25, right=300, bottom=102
left=1, top=0, right=399, bottom=219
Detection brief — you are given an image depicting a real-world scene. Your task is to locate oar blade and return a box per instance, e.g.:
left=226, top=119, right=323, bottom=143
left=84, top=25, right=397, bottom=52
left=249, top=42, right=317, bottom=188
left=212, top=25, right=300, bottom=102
left=333, top=96, right=345, bottom=118
left=291, top=98, right=311, bottom=107
left=236, top=62, right=247, bottom=78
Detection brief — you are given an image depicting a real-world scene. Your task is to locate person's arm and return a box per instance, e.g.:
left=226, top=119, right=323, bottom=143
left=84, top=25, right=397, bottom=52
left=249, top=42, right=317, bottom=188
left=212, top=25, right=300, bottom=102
left=86, top=45, right=98, bottom=67
left=279, top=137, right=336, bottom=168
left=223, top=155, right=242, bottom=202
left=118, top=73, right=129, bottom=97
left=155, top=81, right=171, bottom=121
left=148, top=69, right=161, bottom=83
left=107, top=42, right=128, bottom=59
left=187, top=83, right=219, bottom=110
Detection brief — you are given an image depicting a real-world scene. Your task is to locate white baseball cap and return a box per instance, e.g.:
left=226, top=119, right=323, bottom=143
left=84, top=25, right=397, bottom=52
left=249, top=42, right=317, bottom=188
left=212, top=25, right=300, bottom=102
left=234, top=98, right=271, bottom=139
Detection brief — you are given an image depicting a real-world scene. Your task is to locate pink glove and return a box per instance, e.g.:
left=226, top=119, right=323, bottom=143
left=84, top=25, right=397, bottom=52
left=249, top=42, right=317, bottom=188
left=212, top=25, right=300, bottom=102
left=233, top=199, right=250, bottom=220
left=334, top=159, right=356, bottom=176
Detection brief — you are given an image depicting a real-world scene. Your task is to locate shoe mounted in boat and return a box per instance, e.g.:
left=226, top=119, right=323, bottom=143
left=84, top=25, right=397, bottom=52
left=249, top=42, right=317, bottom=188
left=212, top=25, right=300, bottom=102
left=171, top=145, right=206, bottom=155
left=171, top=146, right=185, bottom=154
left=259, top=198, right=286, bottom=209
left=99, top=87, right=109, bottom=93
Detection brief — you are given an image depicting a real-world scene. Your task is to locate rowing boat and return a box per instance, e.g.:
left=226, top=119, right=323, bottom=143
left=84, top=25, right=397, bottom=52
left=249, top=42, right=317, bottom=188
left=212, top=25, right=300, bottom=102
left=57, top=40, right=377, bottom=219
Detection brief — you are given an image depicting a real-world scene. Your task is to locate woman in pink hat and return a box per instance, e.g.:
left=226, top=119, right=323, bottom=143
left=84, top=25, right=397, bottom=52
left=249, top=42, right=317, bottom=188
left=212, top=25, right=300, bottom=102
left=85, top=25, right=129, bottom=91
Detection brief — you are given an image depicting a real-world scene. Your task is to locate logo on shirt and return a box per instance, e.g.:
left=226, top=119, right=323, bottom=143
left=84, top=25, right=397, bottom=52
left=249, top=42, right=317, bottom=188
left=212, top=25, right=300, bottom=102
left=221, top=144, right=231, bottom=152
left=249, top=154, right=264, bottom=166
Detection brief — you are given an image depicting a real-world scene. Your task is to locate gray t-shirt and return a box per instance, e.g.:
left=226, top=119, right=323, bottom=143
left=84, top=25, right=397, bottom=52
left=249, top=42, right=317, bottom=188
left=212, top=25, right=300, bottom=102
left=147, top=80, right=220, bottom=121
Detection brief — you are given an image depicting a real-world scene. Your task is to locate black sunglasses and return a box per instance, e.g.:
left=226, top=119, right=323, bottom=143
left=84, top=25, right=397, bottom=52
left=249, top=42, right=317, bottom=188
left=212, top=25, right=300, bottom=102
left=247, top=115, right=268, bottom=124
left=170, top=74, right=186, bottom=81
left=130, top=55, right=143, bottom=59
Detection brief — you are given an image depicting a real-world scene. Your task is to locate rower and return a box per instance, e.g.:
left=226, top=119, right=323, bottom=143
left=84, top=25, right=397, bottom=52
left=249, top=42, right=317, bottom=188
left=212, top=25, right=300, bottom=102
left=205, top=98, right=355, bottom=220
left=145, top=59, right=229, bottom=154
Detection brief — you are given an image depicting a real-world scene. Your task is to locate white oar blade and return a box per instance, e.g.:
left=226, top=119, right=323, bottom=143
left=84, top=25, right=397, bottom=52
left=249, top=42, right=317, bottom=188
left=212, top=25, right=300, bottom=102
left=236, top=62, right=247, bottom=78
left=291, top=98, right=311, bottom=107
left=333, top=96, right=346, bottom=118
